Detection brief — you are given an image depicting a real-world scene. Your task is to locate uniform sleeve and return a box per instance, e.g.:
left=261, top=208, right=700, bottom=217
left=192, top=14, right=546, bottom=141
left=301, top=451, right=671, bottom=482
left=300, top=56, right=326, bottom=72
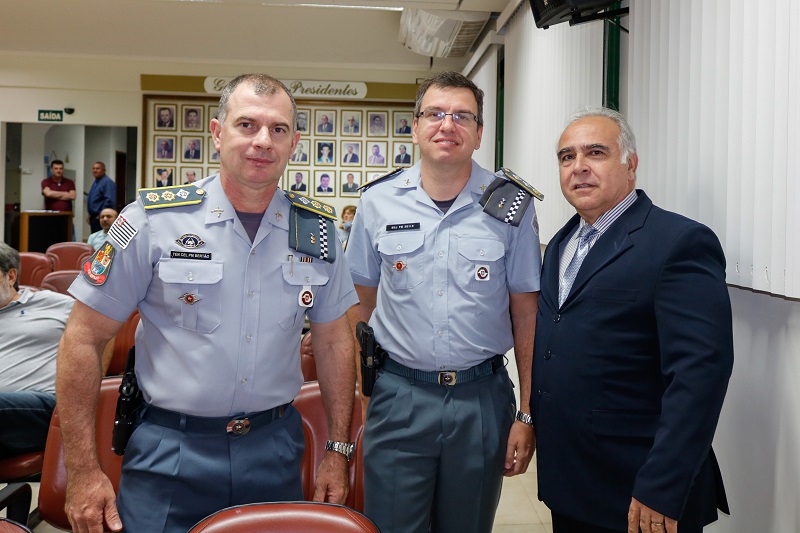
left=68, top=201, right=154, bottom=322
left=505, top=199, right=542, bottom=294
left=344, top=196, right=381, bottom=287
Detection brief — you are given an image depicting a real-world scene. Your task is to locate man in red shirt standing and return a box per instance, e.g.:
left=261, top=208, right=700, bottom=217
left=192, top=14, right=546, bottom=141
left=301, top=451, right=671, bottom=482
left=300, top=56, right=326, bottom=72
left=41, top=160, right=76, bottom=211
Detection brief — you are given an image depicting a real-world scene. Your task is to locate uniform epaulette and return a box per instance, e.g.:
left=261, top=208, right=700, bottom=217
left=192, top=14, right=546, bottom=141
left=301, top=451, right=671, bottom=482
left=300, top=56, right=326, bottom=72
left=283, top=191, right=337, bottom=220
left=478, top=168, right=543, bottom=227
left=139, top=184, right=207, bottom=210
left=358, top=167, right=404, bottom=192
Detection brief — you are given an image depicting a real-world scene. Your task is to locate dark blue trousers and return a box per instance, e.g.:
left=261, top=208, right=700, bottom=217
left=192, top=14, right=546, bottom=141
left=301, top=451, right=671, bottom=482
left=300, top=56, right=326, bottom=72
left=0, top=391, right=55, bottom=458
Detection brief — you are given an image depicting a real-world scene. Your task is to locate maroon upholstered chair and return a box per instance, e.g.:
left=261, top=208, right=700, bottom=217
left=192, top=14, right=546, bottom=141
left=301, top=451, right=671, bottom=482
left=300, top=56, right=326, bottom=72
left=188, top=501, right=380, bottom=533
left=45, top=242, right=94, bottom=271
left=40, top=270, right=81, bottom=296
left=105, top=310, right=140, bottom=376
left=18, top=252, right=52, bottom=288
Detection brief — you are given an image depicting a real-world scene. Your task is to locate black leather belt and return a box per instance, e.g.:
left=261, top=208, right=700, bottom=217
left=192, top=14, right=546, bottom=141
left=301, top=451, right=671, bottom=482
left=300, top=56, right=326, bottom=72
left=382, top=354, right=504, bottom=386
left=141, top=403, right=288, bottom=435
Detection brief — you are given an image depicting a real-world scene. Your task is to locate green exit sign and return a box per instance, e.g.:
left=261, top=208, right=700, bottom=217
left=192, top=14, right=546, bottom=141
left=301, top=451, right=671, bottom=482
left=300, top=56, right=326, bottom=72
left=38, top=110, right=63, bottom=122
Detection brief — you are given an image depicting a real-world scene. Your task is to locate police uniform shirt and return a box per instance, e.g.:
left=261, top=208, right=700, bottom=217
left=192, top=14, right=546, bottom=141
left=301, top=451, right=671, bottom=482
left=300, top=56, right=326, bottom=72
left=345, top=161, right=541, bottom=372
left=69, top=174, right=357, bottom=416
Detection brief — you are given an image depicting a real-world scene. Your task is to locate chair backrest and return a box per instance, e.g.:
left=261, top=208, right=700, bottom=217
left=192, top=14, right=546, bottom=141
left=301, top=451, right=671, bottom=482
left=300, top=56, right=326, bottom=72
left=300, top=350, right=318, bottom=382
left=40, top=270, right=81, bottom=296
left=188, top=501, right=380, bottom=533
left=293, top=381, right=365, bottom=512
left=37, top=377, right=124, bottom=530
left=106, top=310, right=140, bottom=376
left=18, top=252, right=53, bottom=288
left=45, top=242, right=94, bottom=271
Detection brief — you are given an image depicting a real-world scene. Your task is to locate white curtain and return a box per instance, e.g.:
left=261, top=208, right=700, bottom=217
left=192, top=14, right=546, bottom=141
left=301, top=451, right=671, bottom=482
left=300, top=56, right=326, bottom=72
left=628, top=0, right=799, bottom=297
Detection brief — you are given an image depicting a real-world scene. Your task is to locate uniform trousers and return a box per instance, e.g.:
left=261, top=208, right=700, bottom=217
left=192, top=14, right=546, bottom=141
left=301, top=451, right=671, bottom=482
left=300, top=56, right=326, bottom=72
left=117, top=403, right=305, bottom=533
left=0, top=391, right=56, bottom=458
left=363, top=366, right=516, bottom=533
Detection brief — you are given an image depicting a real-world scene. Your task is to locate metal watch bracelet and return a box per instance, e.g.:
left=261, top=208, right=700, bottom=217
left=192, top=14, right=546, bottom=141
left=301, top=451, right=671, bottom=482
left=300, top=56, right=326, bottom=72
left=515, top=410, right=534, bottom=426
left=325, top=439, right=355, bottom=461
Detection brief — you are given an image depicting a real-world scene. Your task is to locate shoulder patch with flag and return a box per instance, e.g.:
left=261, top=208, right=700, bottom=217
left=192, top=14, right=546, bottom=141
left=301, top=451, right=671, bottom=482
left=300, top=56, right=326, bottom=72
left=107, top=215, right=138, bottom=249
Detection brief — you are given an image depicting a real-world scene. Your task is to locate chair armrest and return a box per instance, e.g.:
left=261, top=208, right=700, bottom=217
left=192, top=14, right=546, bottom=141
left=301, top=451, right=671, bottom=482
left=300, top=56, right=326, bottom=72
left=0, top=483, right=32, bottom=526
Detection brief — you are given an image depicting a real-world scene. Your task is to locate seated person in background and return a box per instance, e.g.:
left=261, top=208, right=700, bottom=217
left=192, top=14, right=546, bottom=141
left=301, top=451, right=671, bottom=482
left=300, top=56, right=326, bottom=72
left=87, top=208, right=119, bottom=250
left=0, top=242, right=75, bottom=458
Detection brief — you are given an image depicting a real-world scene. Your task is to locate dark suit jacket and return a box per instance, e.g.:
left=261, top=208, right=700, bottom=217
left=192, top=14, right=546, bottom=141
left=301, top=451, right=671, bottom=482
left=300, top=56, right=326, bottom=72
left=290, top=183, right=307, bottom=191
left=343, top=153, right=359, bottom=163
left=533, top=190, right=732, bottom=530
left=395, top=153, right=411, bottom=164
left=184, top=149, right=201, bottom=159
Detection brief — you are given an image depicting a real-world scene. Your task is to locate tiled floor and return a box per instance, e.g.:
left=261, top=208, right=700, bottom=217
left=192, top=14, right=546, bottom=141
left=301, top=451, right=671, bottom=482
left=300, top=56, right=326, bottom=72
left=4, top=458, right=552, bottom=532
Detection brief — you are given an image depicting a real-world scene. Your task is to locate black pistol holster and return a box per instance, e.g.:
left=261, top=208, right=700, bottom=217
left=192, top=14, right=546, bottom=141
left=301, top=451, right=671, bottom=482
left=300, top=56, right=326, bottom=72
left=356, top=321, right=384, bottom=397
left=111, top=346, right=143, bottom=456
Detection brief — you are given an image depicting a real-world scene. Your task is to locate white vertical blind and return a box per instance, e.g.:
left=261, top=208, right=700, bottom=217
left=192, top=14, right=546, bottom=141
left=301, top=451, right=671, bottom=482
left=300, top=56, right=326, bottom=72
left=629, top=0, right=799, bottom=297
left=502, top=7, right=605, bottom=242
left=467, top=44, right=499, bottom=172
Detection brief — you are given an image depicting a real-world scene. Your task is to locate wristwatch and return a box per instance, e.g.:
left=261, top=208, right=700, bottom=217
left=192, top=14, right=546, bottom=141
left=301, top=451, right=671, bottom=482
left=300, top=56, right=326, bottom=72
left=325, top=440, right=356, bottom=461
left=515, top=410, right=534, bottom=427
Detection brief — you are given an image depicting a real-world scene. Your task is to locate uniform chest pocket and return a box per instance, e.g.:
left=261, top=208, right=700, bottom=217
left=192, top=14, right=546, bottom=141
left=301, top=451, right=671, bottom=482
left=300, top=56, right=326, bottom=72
left=279, top=261, right=331, bottom=331
left=457, top=237, right=506, bottom=292
left=377, top=232, right=424, bottom=290
left=158, top=259, right=223, bottom=333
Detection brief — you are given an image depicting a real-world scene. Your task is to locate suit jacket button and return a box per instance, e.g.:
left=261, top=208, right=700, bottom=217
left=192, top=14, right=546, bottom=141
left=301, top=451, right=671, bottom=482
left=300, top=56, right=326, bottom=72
left=553, top=314, right=561, bottom=323
left=544, top=351, right=552, bottom=360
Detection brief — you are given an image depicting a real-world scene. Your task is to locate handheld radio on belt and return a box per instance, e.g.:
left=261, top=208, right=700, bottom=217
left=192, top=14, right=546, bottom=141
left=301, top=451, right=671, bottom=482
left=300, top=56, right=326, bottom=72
left=111, top=346, right=143, bottom=455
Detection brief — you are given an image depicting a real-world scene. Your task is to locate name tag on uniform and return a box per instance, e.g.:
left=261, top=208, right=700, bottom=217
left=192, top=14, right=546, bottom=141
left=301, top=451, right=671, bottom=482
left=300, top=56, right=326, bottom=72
left=386, top=223, right=420, bottom=232
left=170, top=251, right=212, bottom=260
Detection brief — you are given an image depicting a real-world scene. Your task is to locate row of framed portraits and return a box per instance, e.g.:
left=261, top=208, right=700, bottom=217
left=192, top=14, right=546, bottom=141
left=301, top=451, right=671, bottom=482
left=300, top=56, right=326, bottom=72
left=290, top=139, right=414, bottom=167
left=153, top=103, right=216, bottom=133
left=297, top=109, right=413, bottom=138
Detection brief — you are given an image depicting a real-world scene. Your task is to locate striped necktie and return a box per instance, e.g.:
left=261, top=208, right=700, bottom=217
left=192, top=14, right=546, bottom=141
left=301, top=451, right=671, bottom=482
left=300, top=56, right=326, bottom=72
left=559, top=225, right=597, bottom=306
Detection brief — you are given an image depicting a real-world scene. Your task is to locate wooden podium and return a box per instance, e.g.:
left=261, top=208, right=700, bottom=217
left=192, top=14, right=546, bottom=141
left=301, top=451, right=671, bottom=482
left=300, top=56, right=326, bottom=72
left=18, top=211, right=74, bottom=252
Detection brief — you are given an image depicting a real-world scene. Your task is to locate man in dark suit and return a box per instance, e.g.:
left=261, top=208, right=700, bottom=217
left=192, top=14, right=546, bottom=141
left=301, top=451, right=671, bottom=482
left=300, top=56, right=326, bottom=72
left=184, top=140, right=201, bottom=160
left=290, top=172, right=307, bottom=191
left=533, top=107, right=733, bottom=533
left=317, top=114, right=333, bottom=133
left=342, top=144, right=359, bottom=164
left=394, top=144, right=411, bottom=164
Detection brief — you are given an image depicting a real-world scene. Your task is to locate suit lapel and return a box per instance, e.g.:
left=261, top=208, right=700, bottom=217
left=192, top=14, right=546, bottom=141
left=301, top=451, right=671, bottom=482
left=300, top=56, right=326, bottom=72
left=542, top=214, right=580, bottom=311
left=562, top=191, right=652, bottom=308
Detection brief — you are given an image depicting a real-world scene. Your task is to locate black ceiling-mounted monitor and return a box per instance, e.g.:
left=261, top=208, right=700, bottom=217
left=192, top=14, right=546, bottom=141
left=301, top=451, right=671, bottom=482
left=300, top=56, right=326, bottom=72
left=529, top=0, right=624, bottom=29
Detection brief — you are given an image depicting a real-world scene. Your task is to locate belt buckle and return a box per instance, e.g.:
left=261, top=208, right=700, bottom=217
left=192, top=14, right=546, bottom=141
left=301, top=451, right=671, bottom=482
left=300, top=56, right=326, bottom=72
left=226, top=418, right=250, bottom=435
left=438, top=371, right=457, bottom=386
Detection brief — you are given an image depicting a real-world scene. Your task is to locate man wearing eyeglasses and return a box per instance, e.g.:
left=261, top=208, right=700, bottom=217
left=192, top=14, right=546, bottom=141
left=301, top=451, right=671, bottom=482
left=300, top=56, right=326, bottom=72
left=346, top=71, right=541, bottom=533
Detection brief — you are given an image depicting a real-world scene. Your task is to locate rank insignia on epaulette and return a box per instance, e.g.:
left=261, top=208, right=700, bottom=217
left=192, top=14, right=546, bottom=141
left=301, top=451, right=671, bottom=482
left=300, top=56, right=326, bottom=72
left=479, top=168, right=543, bottom=227
left=284, top=192, right=337, bottom=220
left=139, top=185, right=206, bottom=210
left=358, top=167, right=405, bottom=192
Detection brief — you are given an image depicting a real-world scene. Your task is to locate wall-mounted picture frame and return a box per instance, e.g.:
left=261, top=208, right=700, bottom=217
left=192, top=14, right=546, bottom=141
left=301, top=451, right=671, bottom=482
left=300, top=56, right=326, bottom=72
left=315, top=109, right=336, bottom=135
left=206, top=166, right=219, bottom=177
left=392, top=141, right=413, bottom=167
left=341, top=170, right=361, bottom=197
left=182, top=105, right=205, bottom=132
left=154, top=104, right=177, bottom=131
left=296, top=108, right=310, bottom=133
left=314, top=170, right=335, bottom=196
left=367, top=111, right=388, bottom=137
left=288, top=169, right=310, bottom=192
left=316, top=141, right=335, bottom=165
left=153, top=166, right=175, bottom=187
left=366, top=141, right=388, bottom=167
left=181, top=136, right=204, bottom=163
left=154, top=136, right=176, bottom=162
left=341, top=110, right=362, bottom=136
left=393, top=111, right=414, bottom=136
left=208, top=104, right=220, bottom=122
left=290, top=139, right=310, bottom=165
left=180, top=166, right=203, bottom=184
left=207, top=137, right=220, bottom=163
left=340, top=141, right=362, bottom=166
left=366, top=171, right=385, bottom=184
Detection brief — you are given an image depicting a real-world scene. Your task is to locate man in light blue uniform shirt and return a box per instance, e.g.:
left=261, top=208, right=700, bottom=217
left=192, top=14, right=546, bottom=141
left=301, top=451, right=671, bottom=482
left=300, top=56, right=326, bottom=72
left=57, top=74, right=358, bottom=533
left=346, top=71, right=542, bottom=533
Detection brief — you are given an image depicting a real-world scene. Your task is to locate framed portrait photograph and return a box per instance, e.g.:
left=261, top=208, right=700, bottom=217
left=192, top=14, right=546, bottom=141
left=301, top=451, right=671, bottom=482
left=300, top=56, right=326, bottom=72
left=208, top=104, right=220, bottom=122
left=315, top=109, right=336, bottom=136
left=182, top=105, right=205, bottom=132
left=287, top=169, right=310, bottom=192
left=153, top=166, right=175, bottom=188
left=366, top=171, right=385, bottom=184
left=290, top=139, right=310, bottom=165
left=340, top=141, right=362, bottom=166
left=367, top=111, right=388, bottom=137
left=181, top=136, right=204, bottom=163
left=341, top=110, right=362, bottom=136
left=314, top=170, right=335, bottom=197
left=315, top=141, right=335, bottom=166
left=296, top=108, right=310, bottom=133
left=206, top=166, right=220, bottom=177
left=392, top=141, right=413, bottom=167
left=393, top=111, right=414, bottom=136
left=207, top=137, right=220, bottom=163
left=341, top=170, right=362, bottom=197
left=180, top=166, right=203, bottom=184
left=154, top=104, right=177, bottom=131
left=154, top=136, right=176, bottom=162
left=366, top=141, right=388, bottom=167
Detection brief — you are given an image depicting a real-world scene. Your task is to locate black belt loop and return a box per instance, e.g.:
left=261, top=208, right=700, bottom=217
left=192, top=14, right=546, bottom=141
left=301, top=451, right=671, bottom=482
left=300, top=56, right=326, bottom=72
left=383, top=354, right=504, bottom=386
left=141, top=403, right=289, bottom=435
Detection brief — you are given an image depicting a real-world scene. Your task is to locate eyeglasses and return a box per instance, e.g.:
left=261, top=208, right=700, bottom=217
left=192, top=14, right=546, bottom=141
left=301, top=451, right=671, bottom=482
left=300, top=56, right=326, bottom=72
left=416, top=109, right=479, bottom=127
